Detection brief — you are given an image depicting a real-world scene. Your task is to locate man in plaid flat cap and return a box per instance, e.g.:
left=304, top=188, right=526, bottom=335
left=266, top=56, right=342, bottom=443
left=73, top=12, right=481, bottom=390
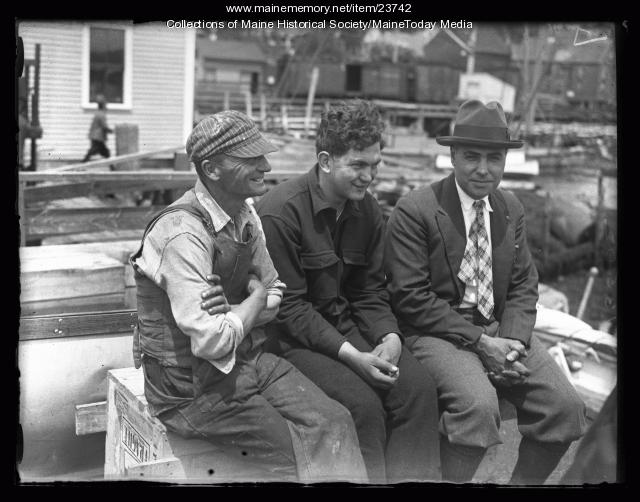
left=129, top=111, right=367, bottom=483
left=385, top=100, right=587, bottom=484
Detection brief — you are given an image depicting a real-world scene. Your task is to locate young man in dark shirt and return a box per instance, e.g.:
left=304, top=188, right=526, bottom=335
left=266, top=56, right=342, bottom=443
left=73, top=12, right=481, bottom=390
left=254, top=100, right=441, bottom=484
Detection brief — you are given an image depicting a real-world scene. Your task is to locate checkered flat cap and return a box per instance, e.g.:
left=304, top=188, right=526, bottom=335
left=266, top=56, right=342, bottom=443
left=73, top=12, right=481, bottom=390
left=186, top=110, right=278, bottom=162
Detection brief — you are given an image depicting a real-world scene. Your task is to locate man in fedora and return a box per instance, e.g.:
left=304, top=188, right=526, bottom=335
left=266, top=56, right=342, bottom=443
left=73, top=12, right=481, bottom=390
left=129, top=110, right=367, bottom=483
left=384, top=100, right=587, bottom=484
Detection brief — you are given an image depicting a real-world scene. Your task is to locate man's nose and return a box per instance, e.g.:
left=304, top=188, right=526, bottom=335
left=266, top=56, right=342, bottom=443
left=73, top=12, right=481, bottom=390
left=477, top=157, right=489, bottom=175
left=360, top=166, right=374, bottom=182
left=257, top=157, right=271, bottom=172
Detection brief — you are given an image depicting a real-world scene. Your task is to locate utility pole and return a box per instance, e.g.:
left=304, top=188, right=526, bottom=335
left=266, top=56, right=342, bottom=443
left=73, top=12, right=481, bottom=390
left=304, top=66, right=319, bottom=138
left=466, top=28, right=477, bottom=74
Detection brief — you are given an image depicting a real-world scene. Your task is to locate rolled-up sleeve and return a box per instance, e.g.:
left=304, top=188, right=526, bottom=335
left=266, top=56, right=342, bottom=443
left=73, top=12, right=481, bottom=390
left=146, top=232, right=246, bottom=373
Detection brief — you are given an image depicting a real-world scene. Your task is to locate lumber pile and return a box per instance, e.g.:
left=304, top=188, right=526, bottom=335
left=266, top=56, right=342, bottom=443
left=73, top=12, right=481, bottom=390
left=20, top=241, right=140, bottom=316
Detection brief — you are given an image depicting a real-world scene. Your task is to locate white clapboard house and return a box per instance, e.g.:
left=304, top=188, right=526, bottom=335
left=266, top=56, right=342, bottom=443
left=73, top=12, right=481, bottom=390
left=18, top=20, right=196, bottom=166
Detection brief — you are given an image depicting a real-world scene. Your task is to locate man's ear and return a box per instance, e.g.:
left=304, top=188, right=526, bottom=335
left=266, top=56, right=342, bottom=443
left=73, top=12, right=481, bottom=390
left=201, top=159, right=221, bottom=181
left=317, top=151, right=331, bottom=174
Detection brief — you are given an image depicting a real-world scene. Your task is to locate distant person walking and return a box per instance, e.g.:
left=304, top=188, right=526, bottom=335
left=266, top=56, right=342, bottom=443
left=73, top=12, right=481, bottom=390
left=82, top=94, right=113, bottom=162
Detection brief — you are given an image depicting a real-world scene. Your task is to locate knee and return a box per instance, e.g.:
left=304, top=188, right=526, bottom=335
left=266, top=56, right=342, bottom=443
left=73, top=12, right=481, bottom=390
left=316, top=400, right=354, bottom=430
left=461, top=393, right=501, bottom=426
left=549, top=389, right=588, bottom=437
left=348, top=392, right=386, bottom=432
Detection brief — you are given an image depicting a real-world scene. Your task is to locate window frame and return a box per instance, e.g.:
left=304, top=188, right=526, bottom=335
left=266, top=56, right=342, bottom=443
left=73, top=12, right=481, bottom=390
left=81, top=23, right=133, bottom=111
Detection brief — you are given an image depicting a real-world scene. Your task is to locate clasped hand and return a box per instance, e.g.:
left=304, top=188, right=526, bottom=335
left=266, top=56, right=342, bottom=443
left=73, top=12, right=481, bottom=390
left=476, top=322, right=530, bottom=385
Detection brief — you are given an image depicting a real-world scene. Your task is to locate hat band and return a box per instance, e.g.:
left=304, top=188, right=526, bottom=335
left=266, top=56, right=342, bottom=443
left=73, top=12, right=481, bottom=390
left=453, top=125, right=510, bottom=142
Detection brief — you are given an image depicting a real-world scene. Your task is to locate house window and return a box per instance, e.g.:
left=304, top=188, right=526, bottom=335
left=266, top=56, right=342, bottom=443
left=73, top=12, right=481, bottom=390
left=83, top=24, right=132, bottom=109
left=90, top=27, right=125, bottom=103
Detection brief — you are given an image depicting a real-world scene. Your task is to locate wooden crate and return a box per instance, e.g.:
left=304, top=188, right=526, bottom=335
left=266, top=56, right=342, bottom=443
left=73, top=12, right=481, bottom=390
left=105, top=367, right=272, bottom=483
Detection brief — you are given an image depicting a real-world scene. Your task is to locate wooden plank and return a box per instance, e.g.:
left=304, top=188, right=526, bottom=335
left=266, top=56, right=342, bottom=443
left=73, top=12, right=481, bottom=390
left=42, top=231, right=143, bottom=246
left=20, top=251, right=124, bottom=302
left=46, top=146, right=184, bottom=172
left=75, top=401, right=108, bottom=435
left=20, top=170, right=302, bottom=183
left=20, top=240, right=140, bottom=264
left=21, top=292, right=126, bottom=317
left=25, top=205, right=164, bottom=239
left=24, top=182, right=93, bottom=203
left=24, top=179, right=194, bottom=204
left=19, top=309, right=137, bottom=341
left=20, top=170, right=196, bottom=183
left=125, top=457, right=185, bottom=480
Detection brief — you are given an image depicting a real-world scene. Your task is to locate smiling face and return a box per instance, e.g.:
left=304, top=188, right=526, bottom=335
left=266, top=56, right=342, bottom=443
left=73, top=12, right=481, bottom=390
left=207, top=153, right=272, bottom=198
left=321, top=142, right=382, bottom=204
left=451, top=145, right=507, bottom=200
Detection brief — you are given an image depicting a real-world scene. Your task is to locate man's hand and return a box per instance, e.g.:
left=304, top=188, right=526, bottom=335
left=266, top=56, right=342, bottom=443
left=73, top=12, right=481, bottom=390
left=338, top=342, right=399, bottom=390
left=200, top=274, right=230, bottom=316
left=475, top=334, right=530, bottom=381
left=247, top=273, right=266, bottom=296
left=371, top=332, right=402, bottom=368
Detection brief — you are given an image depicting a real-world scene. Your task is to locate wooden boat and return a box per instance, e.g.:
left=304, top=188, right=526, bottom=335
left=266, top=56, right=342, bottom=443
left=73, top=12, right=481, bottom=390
left=533, top=305, right=617, bottom=417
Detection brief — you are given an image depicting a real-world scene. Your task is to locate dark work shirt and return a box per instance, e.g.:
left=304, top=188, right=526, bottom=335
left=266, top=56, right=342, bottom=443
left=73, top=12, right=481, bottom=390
left=256, top=165, right=400, bottom=359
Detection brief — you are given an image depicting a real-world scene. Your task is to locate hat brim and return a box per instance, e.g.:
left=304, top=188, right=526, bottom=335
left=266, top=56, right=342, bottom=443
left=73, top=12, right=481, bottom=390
left=436, top=136, right=524, bottom=149
left=225, top=134, right=279, bottom=158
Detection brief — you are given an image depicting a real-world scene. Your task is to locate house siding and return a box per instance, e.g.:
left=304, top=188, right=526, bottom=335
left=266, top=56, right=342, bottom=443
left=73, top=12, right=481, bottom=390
left=18, top=21, right=194, bottom=166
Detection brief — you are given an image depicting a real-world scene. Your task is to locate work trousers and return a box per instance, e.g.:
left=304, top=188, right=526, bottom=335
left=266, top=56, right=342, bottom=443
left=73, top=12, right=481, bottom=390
left=154, top=345, right=367, bottom=483
left=266, top=327, right=441, bottom=484
left=407, top=334, right=588, bottom=449
left=83, top=140, right=110, bottom=162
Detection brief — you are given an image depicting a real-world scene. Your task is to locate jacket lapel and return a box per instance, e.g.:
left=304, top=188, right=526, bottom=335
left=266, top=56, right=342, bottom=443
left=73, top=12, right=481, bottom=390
left=434, top=174, right=467, bottom=299
left=489, top=190, right=512, bottom=312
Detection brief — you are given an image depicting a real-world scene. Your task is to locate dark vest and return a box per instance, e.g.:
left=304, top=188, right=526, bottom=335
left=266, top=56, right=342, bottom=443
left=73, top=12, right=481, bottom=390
left=130, top=189, right=257, bottom=371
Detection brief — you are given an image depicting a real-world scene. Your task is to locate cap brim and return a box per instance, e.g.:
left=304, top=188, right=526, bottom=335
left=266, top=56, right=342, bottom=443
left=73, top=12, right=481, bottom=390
left=225, top=134, right=279, bottom=158
left=436, top=136, right=524, bottom=149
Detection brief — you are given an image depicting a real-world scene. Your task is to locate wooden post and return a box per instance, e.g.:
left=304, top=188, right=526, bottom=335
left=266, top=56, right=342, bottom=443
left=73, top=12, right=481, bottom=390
left=30, top=43, right=41, bottom=171
left=595, top=170, right=604, bottom=268
left=465, top=28, right=477, bottom=74
left=223, top=91, right=230, bottom=111
left=542, top=191, right=551, bottom=268
left=114, top=124, right=139, bottom=171
left=19, top=179, right=26, bottom=246
left=245, top=92, right=252, bottom=118
left=281, top=103, right=288, bottom=134
left=259, top=93, right=267, bottom=130
left=304, top=67, right=319, bottom=138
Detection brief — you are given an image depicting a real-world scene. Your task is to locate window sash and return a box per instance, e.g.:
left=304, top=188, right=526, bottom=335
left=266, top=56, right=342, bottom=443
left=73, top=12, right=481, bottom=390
left=82, top=23, right=132, bottom=110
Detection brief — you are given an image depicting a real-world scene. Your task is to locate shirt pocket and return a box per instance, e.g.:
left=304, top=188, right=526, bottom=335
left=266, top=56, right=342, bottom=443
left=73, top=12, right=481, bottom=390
left=341, top=249, right=368, bottom=285
left=300, top=250, right=341, bottom=301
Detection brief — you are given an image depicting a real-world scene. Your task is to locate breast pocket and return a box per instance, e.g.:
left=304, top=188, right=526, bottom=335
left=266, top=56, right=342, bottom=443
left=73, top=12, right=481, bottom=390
left=300, top=251, right=341, bottom=301
left=342, top=249, right=368, bottom=285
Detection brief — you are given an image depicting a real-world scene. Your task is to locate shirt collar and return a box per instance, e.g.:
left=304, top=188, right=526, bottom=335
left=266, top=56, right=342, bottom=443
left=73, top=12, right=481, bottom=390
left=306, top=164, right=361, bottom=217
left=454, top=178, right=493, bottom=213
left=194, top=178, right=251, bottom=233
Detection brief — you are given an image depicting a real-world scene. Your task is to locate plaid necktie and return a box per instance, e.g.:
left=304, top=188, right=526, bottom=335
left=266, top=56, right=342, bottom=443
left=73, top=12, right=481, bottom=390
left=458, top=199, right=494, bottom=320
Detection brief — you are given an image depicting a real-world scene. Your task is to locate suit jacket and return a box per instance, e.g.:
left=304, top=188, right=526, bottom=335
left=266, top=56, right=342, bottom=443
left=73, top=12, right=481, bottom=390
left=385, top=173, right=538, bottom=347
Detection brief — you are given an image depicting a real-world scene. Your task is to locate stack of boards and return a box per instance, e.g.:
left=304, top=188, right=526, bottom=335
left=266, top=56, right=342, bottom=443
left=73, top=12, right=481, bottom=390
left=20, top=241, right=140, bottom=317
